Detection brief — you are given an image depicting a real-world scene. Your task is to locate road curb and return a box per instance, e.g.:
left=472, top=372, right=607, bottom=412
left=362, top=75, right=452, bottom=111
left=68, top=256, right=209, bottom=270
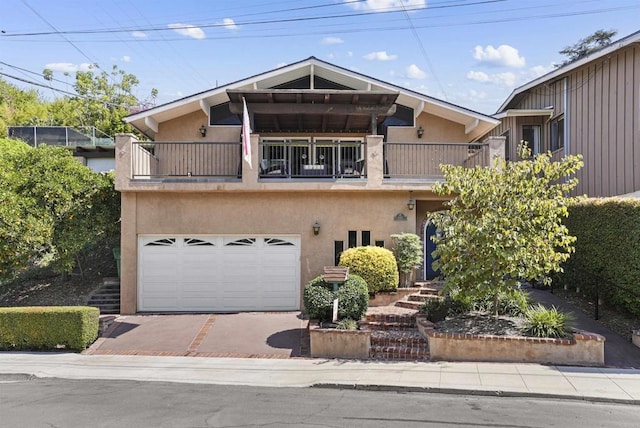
left=311, top=383, right=640, bottom=406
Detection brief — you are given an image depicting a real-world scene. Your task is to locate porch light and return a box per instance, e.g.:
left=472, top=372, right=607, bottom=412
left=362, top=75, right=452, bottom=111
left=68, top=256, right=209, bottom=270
left=417, top=125, right=424, bottom=139
left=199, top=124, right=207, bottom=137
left=312, top=221, right=321, bottom=235
left=407, top=192, right=416, bottom=210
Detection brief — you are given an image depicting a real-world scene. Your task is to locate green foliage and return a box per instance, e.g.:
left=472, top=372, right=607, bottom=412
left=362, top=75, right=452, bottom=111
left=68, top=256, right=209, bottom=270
left=521, top=304, right=574, bottom=338
left=432, top=143, right=583, bottom=315
left=557, top=29, right=617, bottom=67
left=0, top=78, right=49, bottom=136
left=0, top=306, right=99, bottom=351
left=303, top=274, right=369, bottom=322
left=0, top=138, right=120, bottom=279
left=470, top=289, right=530, bottom=317
left=555, top=198, right=640, bottom=316
left=339, top=246, right=399, bottom=293
left=391, top=233, right=423, bottom=287
left=336, top=319, right=358, bottom=330
left=419, top=298, right=449, bottom=322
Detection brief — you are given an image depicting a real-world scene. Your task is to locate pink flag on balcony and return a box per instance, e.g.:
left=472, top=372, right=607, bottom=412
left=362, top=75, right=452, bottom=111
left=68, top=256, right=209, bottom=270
left=242, top=97, right=252, bottom=169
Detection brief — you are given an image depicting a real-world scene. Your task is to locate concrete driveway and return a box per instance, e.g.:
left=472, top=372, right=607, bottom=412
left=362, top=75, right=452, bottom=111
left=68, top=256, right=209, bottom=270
left=86, top=313, right=309, bottom=358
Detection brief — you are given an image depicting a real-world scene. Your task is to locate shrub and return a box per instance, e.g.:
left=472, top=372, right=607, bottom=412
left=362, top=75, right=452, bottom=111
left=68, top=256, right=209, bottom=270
left=472, top=289, right=530, bottom=316
left=0, top=306, right=99, bottom=351
left=556, top=198, right=640, bottom=316
left=419, top=298, right=449, bottom=322
left=336, top=319, right=358, bottom=330
left=303, top=274, right=369, bottom=322
left=521, top=304, right=575, bottom=338
left=391, top=233, right=423, bottom=287
left=339, top=246, right=399, bottom=293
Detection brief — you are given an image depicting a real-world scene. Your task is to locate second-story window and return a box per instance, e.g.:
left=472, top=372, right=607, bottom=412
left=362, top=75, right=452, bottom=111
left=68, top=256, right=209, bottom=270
left=521, top=125, right=540, bottom=157
left=550, top=116, right=565, bottom=152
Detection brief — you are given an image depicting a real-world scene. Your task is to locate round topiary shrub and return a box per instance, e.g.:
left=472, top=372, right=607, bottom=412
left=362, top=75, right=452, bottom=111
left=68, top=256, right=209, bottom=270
left=339, top=246, right=399, bottom=293
left=303, top=274, right=369, bottom=322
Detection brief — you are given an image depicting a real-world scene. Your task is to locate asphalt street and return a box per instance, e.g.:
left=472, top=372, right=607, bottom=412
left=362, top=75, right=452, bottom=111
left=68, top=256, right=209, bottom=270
left=1, top=377, right=638, bottom=428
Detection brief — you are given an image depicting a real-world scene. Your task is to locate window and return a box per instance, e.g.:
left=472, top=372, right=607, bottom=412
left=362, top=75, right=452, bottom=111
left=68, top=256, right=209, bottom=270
left=550, top=116, right=565, bottom=152
left=209, top=103, right=241, bottom=126
left=348, top=231, right=357, bottom=248
left=361, top=231, right=371, bottom=246
left=334, top=241, right=344, bottom=265
left=380, top=104, right=414, bottom=127
left=374, top=240, right=385, bottom=247
left=521, top=125, right=540, bottom=157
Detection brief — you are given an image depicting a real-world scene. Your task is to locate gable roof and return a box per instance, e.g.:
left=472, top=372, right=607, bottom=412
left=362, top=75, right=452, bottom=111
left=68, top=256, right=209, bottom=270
left=126, top=56, right=498, bottom=141
left=498, top=29, right=640, bottom=112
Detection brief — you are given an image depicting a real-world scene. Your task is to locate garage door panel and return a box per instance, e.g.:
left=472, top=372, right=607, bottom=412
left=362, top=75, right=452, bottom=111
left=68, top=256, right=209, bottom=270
left=139, top=235, right=299, bottom=312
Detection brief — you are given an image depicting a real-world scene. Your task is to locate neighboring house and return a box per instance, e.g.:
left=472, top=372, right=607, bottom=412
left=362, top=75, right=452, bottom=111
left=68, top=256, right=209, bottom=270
left=484, top=30, right=640, bottom=197
left=116, top=56, right=502, bottom=314
left=8, top=126, right=116, bottom=172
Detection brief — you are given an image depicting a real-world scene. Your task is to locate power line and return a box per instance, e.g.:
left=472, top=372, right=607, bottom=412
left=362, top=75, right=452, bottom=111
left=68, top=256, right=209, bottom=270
left=3, top=0, right=505, bottom=37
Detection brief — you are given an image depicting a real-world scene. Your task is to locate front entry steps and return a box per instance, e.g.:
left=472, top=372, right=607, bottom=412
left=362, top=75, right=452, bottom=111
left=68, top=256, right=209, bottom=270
left=394, top=281, right=444, bottom=310
left=87, top=277, right=120, bottom=314
left=360, top=313, right=430, bottom=361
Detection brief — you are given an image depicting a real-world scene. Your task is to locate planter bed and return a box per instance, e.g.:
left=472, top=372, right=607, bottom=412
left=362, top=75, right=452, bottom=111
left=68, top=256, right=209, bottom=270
left=425, top=328, right=605, bottom=366
left=308, top=321, right=370, bottom=359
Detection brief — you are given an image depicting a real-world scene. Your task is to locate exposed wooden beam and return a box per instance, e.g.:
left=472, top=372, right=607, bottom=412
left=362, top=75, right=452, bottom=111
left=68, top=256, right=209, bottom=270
left=229, top=103, right=397, bottom=116
left=344, top=114, right=353, bottom=130
left=144, top=116, right=158, bottom=133
left=351, top=94, right=359, bottom=104
left=227, top=89, right=399, bottom=97
left=321, top=114, right=328, bottom=132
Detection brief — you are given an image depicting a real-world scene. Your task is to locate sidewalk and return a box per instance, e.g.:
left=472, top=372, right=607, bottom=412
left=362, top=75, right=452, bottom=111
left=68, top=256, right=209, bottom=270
left=1, top=353, right=638, bottom=404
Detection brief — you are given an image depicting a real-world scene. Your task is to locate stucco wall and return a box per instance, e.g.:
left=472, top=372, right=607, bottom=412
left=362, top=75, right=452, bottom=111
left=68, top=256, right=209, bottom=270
left=120, top=190, right=419, bottom=313
left=388, top=112, right=468, bottom=143
left=157, top=110, right=241, bottom=142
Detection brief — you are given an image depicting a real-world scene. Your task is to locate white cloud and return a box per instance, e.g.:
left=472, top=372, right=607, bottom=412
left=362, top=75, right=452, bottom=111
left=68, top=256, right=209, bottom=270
left=529, top=64, right=554, bottom=79
left=121, top=55, right=131, bottom=63
left=406, top=64, right=427, bottom=79
left=473, top=44, right=525, bottom=68
left=321, top=36, right=343, bottom=45
left=347, top=51, right=353, bottom=57
left=217, top=18, right=237, bottom=30
left=344, top=0, right=426, bottom=11
left=44, top=62, right=93, bottom=73
left=363, top=51, right=397, bottom=61
left=467, top=70, right=517, bottom=87
left=131, top=31, right=147, bottom=38
left=168, top=23, right=205, bottom=40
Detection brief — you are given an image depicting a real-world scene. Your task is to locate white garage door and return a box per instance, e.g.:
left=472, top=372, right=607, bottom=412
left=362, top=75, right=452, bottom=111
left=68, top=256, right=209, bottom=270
left=138, top=235, right=300, bottom=312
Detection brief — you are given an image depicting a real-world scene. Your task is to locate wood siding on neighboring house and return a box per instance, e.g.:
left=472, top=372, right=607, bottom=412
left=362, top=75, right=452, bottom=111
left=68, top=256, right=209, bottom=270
left=487, top=43, right=640, bottom=197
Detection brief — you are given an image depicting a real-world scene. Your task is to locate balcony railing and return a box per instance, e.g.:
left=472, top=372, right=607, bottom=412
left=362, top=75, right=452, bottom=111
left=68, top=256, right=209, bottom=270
left=383, top=142, right=489, bottom=179
left=8, top=126, right=114, bottom=148
left=259, top=141, right=366, bottom=179
left=132, top=142, right=242, bottom=180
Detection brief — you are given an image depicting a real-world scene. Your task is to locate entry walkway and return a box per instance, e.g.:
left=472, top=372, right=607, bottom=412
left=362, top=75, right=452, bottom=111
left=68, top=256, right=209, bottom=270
left=528, top=288, right=640, bottom=368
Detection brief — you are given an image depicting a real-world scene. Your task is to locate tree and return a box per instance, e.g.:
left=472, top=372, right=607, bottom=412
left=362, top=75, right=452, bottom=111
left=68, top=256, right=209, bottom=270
left=430, top=144, right=583, bottom=316
left=556, top=29, right=617, bottom=67
left=0, top=138, right=120, bottom=279
left=391, top=233, right=423, bottom=287
left=0, top=78, right=49, bottom=136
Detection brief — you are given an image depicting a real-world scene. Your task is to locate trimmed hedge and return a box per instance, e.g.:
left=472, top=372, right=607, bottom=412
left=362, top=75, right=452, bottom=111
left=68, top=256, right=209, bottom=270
left=555, top=198, right=640, bottom=316
left=0, top=306, right=99, bottom=351
left=339, top=246, right=399, bottom=293
left=303, top=274, right=369, bottom=322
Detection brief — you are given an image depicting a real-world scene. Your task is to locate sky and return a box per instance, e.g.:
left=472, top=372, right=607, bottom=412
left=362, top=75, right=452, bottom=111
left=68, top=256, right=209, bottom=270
left=1, top=0, right=639, bottom=115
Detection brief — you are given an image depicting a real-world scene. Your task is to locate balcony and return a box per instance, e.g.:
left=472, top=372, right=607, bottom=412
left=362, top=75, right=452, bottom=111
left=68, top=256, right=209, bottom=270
left=118, top=135, right=502, bottom=191
left=8, top=126, right=114, bottom=148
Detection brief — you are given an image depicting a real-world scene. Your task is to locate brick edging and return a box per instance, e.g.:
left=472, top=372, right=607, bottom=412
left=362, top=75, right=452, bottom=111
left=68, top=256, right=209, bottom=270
left=425, top=330, right=605, bottom=345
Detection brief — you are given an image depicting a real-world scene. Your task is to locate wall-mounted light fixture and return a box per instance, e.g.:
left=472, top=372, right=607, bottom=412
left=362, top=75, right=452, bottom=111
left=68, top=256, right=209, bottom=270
left=407, top=192, right=416, bottom=210
left=312, top=221, right=321, bottom=235
left=416, top=125, right=424, bottom=139
left=199, top=124, right=207, bottom=137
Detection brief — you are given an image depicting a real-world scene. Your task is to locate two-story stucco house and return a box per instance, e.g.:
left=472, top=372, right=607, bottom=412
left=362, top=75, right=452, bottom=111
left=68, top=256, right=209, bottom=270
left=115, top=56, right=502, bottom=314
left=484, top=29, right=640, bottom=198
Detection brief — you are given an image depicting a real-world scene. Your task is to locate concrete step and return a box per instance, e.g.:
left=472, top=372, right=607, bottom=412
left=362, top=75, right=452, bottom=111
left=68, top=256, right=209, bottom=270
left=89, top=293, right=120, bottom=300
left=370, top=345, right=430, bottom=361
left=364, top=313, right=416, bottom=325
left=99, top=284, right=121, bottom=292
left=88, top=303, right=120, bottom=315
left=408, top=294, right=443, bottom=302
left=359, top=321, right=416, bottom=331
left=419, top=288, right=442, bottom=296
left=395, top=300, right=424, bottom=310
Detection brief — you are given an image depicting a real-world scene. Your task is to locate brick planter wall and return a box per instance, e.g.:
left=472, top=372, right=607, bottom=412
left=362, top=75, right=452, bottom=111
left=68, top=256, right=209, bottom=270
left=369, top=288, right=422, bottom=307
left=426, top=330, right=605, bottom=366
left=309, top=322, right=371, bottom=359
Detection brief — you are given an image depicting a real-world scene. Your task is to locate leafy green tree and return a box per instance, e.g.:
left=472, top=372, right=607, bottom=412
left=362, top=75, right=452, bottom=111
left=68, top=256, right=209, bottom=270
left=0, top=78, right=49, bottom=136
left=557, top=29, right=617, bottom=67
left=0, top=138, right=120, bottom=278
left=391, top=233, right=423, bottom=287
left=431, top=144, right=583, bottom=316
